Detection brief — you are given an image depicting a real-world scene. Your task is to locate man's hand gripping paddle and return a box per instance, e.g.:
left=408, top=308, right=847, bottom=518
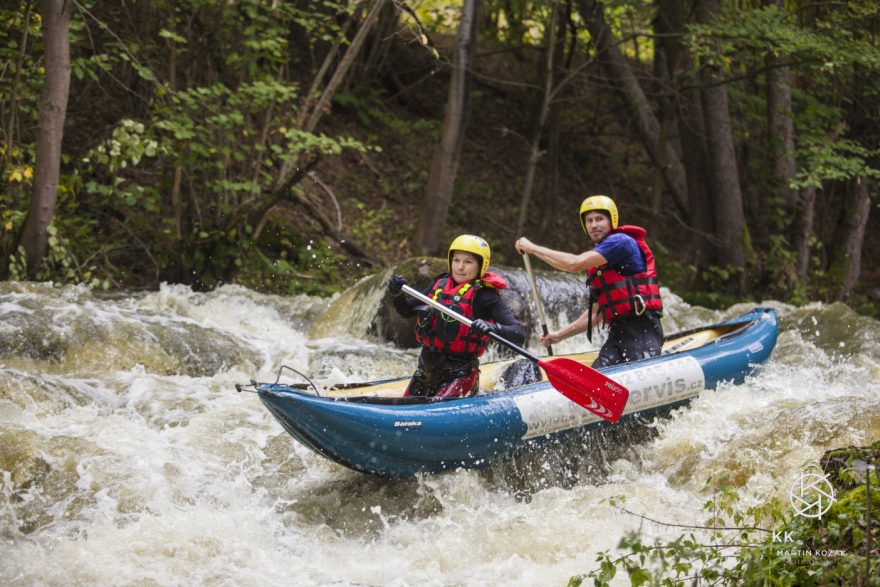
left=401, top=285, right=629, bottom=422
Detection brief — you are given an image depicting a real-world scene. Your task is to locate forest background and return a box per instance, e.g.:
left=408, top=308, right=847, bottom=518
left=1, top=0, right=879, bottom=315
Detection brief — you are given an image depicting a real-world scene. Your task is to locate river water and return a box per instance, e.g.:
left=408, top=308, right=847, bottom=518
left=2, top=279, right=879, bottom=585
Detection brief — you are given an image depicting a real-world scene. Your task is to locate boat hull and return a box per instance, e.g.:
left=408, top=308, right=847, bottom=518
left=258, top=308, right=778, bottom=476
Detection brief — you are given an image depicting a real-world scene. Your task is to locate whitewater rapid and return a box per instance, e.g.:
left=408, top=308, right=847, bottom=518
left=1, top=280, right=879, bottom=585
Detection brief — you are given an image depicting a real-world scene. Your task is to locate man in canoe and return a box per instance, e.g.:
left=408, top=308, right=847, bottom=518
left=515, top=195, right=664, bottom=368
left=387, top=234, right=526, bottom=397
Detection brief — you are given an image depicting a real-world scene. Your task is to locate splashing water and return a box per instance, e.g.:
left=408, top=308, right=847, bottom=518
left=1, top=280, right=878, bottom=585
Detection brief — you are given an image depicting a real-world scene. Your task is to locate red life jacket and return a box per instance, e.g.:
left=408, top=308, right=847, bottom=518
left=415, top=272, right=506, bottom=355
left=587, top=225, right=663, bottom=324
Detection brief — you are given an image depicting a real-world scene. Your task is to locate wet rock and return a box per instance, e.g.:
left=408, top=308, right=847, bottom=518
left=373, top=257, right=447, bottom=347
left=0, top=282, right=258, bottom=376
left=820, top=440, right=880, bottom=491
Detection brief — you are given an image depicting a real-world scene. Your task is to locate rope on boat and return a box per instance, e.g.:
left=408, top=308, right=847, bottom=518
left=234, top=365, right=322, bottom=396
left=274, top=365, right=321, bottom=395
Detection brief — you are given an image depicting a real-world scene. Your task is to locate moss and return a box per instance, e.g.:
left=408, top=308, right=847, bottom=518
left=821, top=442, right=880, bottom=491
left=827, top=484, right=880, bottom=520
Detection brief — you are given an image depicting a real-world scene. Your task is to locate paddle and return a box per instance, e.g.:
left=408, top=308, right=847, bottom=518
left=522, top=253, right=553, bottom=356
left=401, top=284, right=629, bottom=422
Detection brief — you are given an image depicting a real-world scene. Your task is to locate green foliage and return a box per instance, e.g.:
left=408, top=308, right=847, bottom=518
left=688, top=2, right=880, bottom=188
left=686, top=4, right=880, bottom=72
left=6, top=224, right=78, bottom=283
left=81, top=119, right=164, bottom=215
left=574, top=478, right=880, bottom=587
left=600, top=0, right=656, bottom=62
left=649, top=240, right=697, bottom=296
left=349, top=200, right=396, bottom=254
left=333, top=86, right=387, bottom=127
left=683, top=265, right=749, bottom=310
left=0, top=154, right=32, bottom=261
left=847, top=294, right=879, bottom=319
left=416, top=1, right=464, bottom=33
left=333, top=85, right=438, bottom=147
left=0, top=5, right=39, bottom=265
left=5, top=0, right=374, bottom=289
left=6, top=224, right=110, bottom=290
left=762, top=233, right=799, bottom=298
left=791, top=137, right=880, bottom=190
left=235, top=228, right=362, bottom=297
left=680, top=0, right=880, bottom=311
left=2, top=0, right=879, bottom=306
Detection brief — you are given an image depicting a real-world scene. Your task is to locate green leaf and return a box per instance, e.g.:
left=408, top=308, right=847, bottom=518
left=159, top=28, right=187, bottom=44
left=628, top=567, right=651, bottom=587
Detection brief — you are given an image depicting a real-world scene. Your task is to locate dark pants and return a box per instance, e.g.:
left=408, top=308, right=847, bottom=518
left=592, top=310, right=663, bottom=369
left=405, top=350, right=480, bottom=398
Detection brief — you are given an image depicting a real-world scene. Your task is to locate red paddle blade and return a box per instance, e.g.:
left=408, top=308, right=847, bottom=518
left=537, top=357, right=629, bottom=422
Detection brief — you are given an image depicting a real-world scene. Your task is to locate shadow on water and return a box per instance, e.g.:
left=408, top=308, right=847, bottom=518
left=480, top=413, right=663, bottom=501
left=251, top=434, right=443, bottom=537
left=268, top=473, right=443, bottom=538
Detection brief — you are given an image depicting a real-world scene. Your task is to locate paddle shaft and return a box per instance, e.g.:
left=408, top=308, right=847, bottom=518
left=400, top=284, right=539, bottom=363
left=522, top=253, right=553, bottom=356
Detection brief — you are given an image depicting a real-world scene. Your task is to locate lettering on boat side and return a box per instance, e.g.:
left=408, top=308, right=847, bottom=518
left=394, top=421, right=422, bottom=427
left=513, top=356, right=706, bottom=439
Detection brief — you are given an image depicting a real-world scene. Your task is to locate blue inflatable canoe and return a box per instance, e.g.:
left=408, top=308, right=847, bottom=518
left=247, top=307, right=778, bottom=477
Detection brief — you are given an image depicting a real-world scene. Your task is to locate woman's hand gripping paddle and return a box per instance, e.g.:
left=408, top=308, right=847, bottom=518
left=522, top=253, right=553, bottom=356
left=401, top=284, right=629, bottom=422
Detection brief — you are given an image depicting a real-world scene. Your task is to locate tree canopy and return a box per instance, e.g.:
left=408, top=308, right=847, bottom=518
left=1, top=0, right=878, bottom=312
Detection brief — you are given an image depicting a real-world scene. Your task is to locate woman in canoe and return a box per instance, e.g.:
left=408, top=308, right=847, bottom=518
left=387, top=234, right=525, bottom=398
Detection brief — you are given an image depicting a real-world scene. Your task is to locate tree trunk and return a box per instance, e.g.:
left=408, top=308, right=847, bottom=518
left=794, top=185, right=816, bottom=279
left=701, top=82, right=747, bottom=279
left=357, top=0, right=399, bottom=84
left=538, top=4, right=569, bottom=239
left=576, top=0, right=689, bottom=219
left=677, top=82, right=716, bottom=276
left=696, top=0, right=749, bottom=293
left=297, top=2, right=363, bottom=129
left=303, top=0, right=385, bottom=134
left=766, top=52, right=797, bottom=212
left=19, top=0, right=72, bottom=277
left=414, top=0, right=481, bottom=254
left=829, top=178, right=871, bottom=300
left=652, top=0, right=681, bottom=231
left=765, top=0, right=799, bottom=289
left=515, top=1, right=560, bottom=235
left=656, top=0, right=713, bottom=274
left=5, top=1, right=34, bottom=154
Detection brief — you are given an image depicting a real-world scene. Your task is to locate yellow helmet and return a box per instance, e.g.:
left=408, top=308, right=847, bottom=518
left=579, top=194, right=619, bottom=232
left=448, top=234, right=490, bottom=278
